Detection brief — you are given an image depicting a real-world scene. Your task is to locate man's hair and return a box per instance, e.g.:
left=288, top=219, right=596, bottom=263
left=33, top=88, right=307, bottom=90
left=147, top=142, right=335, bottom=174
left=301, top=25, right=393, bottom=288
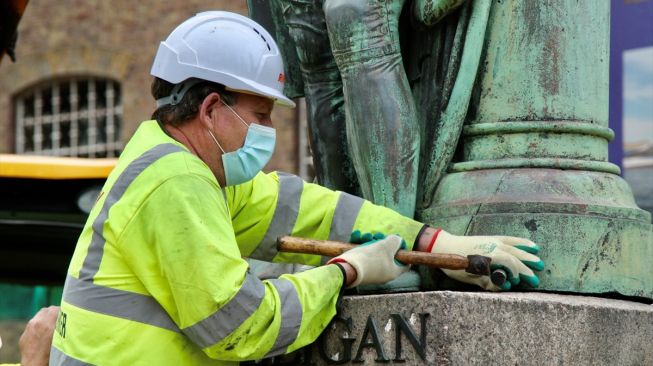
left=150, top=77, right=237, bottom=127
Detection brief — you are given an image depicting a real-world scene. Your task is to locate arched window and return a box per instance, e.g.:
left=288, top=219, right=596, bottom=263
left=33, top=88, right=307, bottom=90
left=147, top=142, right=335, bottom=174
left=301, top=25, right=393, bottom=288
left=14, top=77, right=122, bottom=157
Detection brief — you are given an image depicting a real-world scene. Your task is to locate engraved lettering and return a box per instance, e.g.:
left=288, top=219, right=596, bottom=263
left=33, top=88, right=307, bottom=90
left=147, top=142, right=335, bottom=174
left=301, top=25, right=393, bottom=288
left=353, top=315, right=389, bottom=363
left=391, top=313, right=429, bottom=361
left=318, top=315, right=356, bottom=364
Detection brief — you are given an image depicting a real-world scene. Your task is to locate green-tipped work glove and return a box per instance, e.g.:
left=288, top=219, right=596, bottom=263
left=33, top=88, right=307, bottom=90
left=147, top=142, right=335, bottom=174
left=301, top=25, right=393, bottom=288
left=429, top=229, right=544, bottom=291
left=349, top=230, right=386, bottom=244
left=328, top=234, right=409, bottom=288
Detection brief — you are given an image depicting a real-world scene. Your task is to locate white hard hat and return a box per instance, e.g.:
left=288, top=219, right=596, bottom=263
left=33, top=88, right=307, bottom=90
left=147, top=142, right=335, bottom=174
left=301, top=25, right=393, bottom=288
left=151, top=11, right=295, bottom=108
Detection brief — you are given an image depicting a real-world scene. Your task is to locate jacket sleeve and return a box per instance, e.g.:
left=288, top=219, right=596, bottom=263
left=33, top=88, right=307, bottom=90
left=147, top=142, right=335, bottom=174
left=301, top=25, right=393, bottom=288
left=226, top=171, right=425, bottom=266
left=119, top=174, right=343, bottom=360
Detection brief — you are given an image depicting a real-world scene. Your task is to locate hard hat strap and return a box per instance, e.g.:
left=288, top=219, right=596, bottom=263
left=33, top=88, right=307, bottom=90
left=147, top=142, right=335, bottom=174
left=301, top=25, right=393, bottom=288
left=156, top=78, right=204, bottom=107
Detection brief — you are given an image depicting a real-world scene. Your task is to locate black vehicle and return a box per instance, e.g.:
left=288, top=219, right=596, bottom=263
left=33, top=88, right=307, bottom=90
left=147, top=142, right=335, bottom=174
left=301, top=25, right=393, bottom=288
left=0, top=154, right=114, bottom=284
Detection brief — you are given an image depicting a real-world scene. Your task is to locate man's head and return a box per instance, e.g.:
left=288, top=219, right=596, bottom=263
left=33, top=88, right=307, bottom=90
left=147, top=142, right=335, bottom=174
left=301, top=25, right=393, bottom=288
left=149, top=11, right=291, bottom=186
left=150, top=77, right=237, bottom=128
left=150, top=76, right=275, bottom=187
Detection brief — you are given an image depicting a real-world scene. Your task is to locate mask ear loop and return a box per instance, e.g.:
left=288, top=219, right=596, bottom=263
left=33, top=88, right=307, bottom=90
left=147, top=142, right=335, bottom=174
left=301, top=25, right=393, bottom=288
left=221, top=100, right=251, bottom=129
left=209, top=100, right=247, bottom=155
left=208, top=129, right=226, bottom=154
left=211, top=127, right=232, bottom=214
left=208, top=126, right=231, bottom=200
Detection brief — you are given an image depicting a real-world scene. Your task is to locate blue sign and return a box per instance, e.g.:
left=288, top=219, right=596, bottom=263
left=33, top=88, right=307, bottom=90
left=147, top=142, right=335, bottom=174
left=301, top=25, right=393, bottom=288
left=610, top=0, right=653, bottom=214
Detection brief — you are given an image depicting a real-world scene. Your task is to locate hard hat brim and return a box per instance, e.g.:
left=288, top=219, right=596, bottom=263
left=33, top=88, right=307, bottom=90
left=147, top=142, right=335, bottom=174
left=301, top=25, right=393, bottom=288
left=227, top=77, right=296, bottom=108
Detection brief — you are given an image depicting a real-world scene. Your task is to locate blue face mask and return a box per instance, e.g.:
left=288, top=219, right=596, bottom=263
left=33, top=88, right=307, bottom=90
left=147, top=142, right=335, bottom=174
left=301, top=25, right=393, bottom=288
left=208, top=102, right=276, bottom=186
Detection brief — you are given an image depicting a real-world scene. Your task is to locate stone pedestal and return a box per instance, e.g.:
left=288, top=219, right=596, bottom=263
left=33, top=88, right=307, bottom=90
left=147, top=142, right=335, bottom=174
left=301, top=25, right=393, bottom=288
left=302, top=291, right=652, bottom=365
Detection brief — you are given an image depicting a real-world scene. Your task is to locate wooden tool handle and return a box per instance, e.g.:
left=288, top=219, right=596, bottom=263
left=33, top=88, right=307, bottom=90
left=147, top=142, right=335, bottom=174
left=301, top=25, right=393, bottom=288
left=277, top=236, right=470, bottom=270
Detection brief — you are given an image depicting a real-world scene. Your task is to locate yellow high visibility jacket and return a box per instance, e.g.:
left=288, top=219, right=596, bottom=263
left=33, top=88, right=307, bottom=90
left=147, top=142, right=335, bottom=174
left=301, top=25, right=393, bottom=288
left=50, top=121, right=424, bottom=365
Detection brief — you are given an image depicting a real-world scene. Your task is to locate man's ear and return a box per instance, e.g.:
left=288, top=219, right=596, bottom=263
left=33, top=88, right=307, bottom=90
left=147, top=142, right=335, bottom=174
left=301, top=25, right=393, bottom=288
left=199, top=92, right=223, bottom=129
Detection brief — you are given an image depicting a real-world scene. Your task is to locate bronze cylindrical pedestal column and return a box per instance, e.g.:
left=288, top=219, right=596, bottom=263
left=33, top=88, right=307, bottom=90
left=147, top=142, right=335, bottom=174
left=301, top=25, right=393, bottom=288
left=419, top=0, right=653, bottom=298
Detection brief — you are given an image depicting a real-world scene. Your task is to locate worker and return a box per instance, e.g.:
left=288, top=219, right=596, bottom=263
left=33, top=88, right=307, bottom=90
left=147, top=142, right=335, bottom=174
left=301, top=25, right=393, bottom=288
left=0, top=306, right=58, bottom=366
left=50, top=11, right=543, bottom=365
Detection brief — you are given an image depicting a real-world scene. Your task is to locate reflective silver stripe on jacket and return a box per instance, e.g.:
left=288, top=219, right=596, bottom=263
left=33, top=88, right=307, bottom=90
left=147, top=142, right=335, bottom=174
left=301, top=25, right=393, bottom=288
left=63, top=272, right=269, bottom=346
left=50, top=346, right=95, bottom=366
left=63, top=275, right=180, bottom=333
left=65, top=143, right=186, bottom=333
left=250, top=173, right=303, bottom=261
left=62, top=144, right=300, bottom=352
left=181, top=274, right=266, bottom=349
left=264, top=278, right=303, bottom=357
left=320, top=192, right=365, bottom=264
left=79, top=143, right=184, bottom=281
left=328, top=192, right=364, bottom=242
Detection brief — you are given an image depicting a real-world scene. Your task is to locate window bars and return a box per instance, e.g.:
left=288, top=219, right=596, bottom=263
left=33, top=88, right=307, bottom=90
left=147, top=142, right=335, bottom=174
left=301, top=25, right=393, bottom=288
left=15, top=77, right=123, bottom=158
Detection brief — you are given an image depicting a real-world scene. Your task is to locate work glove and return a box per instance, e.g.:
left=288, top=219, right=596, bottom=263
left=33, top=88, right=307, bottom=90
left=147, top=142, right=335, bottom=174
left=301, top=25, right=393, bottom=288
left=429, top=229, right=544, bottom=291
left=328, top=234, right=409, bottom=288
left=349, top=230, right=387, bottom=244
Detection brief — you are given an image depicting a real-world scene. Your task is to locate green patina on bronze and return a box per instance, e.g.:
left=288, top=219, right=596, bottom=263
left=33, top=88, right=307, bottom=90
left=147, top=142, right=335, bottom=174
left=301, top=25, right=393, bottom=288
left=250, top=0, right=653, bottom=299
left=250, top=0, right=421, bottom=217
left=415, top=0, right=652, bottom=298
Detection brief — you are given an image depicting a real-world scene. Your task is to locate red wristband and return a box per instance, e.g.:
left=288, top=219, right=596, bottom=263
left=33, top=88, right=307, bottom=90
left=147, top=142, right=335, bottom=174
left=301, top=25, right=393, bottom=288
left=426, top=228, right=443, bottom=252
left=327, top=257, right=347, bottom=265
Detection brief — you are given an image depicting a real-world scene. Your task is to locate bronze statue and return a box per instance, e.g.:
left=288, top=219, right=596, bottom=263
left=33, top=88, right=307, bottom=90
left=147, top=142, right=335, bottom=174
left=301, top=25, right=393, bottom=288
left=249, top=0, right=482, bottom=218
left=249, top=0, right=653, bottom=298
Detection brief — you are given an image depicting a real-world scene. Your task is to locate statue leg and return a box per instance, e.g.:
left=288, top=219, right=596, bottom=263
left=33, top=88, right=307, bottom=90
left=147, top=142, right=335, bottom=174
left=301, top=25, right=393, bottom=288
left=280, top=0, right=360, bottom=194
left=324, top=0, right=420, bottom=217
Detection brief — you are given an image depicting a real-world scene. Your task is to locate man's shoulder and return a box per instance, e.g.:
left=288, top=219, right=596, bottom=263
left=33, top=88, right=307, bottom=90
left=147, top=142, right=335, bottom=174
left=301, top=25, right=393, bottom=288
left=143, top=152, right=218, bottom=196
left=107, top=136, right=217, bottom=201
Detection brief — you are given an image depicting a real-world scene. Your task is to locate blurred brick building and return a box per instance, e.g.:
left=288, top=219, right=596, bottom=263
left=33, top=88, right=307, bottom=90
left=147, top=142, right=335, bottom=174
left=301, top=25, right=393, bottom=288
left=0, top=0, right=310, bottom=175
left=0, top=2, right=314, bottom=362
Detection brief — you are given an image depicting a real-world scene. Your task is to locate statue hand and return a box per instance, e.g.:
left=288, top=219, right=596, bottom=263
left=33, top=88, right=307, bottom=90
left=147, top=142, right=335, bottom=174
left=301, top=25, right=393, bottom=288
left=412, top=0, right=468, bottom=27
